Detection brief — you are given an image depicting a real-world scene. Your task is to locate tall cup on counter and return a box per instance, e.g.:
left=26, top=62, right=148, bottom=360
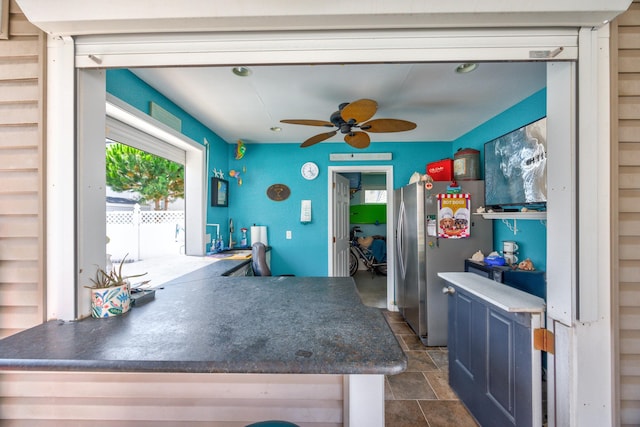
left=502, top=240, right=519, bottom=265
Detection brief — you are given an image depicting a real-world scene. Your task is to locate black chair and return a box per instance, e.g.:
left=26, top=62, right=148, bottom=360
left=251, top=242, right=271, bottom=276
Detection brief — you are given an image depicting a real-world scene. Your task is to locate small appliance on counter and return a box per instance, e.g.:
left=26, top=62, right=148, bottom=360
left=464, top=259, right=506, bottom=283
left=502, top=240, right=519, bottom=265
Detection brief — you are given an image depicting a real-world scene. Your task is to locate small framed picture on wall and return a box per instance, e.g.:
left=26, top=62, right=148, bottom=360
left=211, top=177, right=229, bottom=207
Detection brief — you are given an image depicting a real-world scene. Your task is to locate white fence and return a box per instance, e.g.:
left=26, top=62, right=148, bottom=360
left=106, top=205, right=185, bottom=261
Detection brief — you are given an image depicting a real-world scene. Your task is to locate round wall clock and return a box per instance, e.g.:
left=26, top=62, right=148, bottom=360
left=266, top=184, right=291, bottom=201
left=301, top=162, right=319, bottom=180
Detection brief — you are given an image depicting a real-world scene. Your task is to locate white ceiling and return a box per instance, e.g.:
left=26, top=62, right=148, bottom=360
left=132, top=61, right=547, bottom=146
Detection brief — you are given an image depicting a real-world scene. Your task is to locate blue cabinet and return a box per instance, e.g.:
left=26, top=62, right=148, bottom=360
left=440, top=272, right=545, bottom=427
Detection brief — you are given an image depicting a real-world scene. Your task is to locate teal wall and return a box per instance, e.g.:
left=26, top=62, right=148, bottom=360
left=452, top=89, right=547, bottom=270
left=226, top=141, right=451, bottom=275
left=107, top=69, right=547, bottom=275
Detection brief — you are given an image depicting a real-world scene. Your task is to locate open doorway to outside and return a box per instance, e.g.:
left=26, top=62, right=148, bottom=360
left=328, top=165, right=394, bottom=311
left=102, top=95, right=212, bottom=290
left=104, top=140, right=202, bottom=286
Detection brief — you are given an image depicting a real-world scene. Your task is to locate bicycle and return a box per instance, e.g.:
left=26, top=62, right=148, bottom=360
left=349, top=226, right=387, bottom=276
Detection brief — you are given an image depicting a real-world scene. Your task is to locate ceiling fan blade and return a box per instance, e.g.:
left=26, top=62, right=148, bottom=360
left=360, top=118, right=417, bottom=133
left=344, top=131, right=371, bottom=149
left=300, top=130, right=338, bottom=148
left=341, top=99, right=377, bottom=124
left=281, top=119, right=334, bottom=127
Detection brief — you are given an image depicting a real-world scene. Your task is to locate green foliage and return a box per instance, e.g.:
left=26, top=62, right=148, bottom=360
left=106, top=143, right=184, bottom=210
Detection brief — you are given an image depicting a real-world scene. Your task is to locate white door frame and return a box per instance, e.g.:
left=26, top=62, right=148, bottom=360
left=328, top=165, right=395, bottom=311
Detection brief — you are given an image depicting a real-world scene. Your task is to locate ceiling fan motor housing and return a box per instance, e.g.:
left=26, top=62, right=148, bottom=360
left=330, top=110, right=354, bottom=134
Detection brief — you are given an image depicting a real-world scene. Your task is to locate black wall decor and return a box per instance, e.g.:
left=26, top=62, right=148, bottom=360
left=211, top=178, right=229, bottom=207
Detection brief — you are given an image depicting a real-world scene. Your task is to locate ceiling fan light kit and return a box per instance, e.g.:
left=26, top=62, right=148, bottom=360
left=455, top=63, right=479, bottom=73
left=281, top=98, right=417, bottom=149
left=231, top=66, right=252, bottom=77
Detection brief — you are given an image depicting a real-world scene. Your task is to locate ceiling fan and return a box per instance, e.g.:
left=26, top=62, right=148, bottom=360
left=280, top=99, right=417, bottom=149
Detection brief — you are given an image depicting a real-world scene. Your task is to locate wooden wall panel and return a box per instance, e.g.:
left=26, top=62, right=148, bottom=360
left=615, top=2, right=640, bottom=424
left=0, top=372, right=344, bottom=426
left=0, top=3, right=45, bottom=338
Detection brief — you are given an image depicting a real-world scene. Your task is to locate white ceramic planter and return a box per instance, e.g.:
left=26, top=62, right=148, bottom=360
left=90, top=282, right=131, bottom=318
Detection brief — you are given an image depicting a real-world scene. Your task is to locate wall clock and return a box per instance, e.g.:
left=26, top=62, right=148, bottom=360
left=301, top=161, right=319, bottom=180
left=266, top=184, right=291, bottom=201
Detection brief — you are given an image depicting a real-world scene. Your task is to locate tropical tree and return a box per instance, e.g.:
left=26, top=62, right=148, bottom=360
left=106, top=143, right=184, bottom=210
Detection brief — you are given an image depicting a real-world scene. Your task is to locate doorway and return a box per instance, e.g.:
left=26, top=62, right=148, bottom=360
left=328, top=165, right=395, bottom=311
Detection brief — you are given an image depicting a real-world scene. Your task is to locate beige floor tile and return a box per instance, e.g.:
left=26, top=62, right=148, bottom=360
left=387, top=371, right=437, bottom=400
left=419, top=400, right=479, bottom=427
left=405, top=350, right=439, bottom=372
left=425, top=370, right=458, bottom=400
left=385, top=400, right=430, bottom=427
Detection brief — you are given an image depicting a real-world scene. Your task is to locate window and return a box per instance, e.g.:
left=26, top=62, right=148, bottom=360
left=364, top=190, right=387, bottom=204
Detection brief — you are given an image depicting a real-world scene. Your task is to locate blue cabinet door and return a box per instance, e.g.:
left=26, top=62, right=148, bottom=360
left=448, top=286, right=536, bottom=427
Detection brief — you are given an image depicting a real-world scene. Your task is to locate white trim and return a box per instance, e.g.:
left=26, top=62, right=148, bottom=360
left=577, top=28, right=600, bottom=322
left=73, top=29, right=580, bottom=69
left=46, top=35, right=77, bottom=321
left=328, top=165, right=395, bottom=312
left=330, top=152, right=392, bottom=161
left=546, top=62, right=576, bottom=325
left=573, top=25, right=614, bottom=427
left=106, top=95, right=199, bottom=161
left=343, top=374, right=385, bottom=427
left=106, top=118, right=185, bottom=165
left=77, top=69, right=108, bottom=318
left=15, top=0, right=632, bottom=35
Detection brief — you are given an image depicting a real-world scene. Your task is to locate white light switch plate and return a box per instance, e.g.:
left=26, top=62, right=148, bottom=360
left=286, top=230, right=292, bottom=239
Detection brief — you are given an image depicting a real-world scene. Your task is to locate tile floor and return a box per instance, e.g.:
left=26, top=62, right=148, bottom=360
left=353, top=271, right=479, bottom=427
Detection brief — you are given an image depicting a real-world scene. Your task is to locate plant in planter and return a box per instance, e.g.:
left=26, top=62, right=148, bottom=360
left=87, top=254, right=148, bottom=318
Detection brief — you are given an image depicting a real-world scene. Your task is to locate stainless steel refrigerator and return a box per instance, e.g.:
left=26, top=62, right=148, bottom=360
left=394, top=180, right=493, bottom=346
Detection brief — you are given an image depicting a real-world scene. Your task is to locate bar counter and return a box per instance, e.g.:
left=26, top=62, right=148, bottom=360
left=0, top=259, right=405, bottom=426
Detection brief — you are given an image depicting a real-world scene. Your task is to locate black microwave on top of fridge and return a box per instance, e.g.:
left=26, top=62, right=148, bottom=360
left=464, top=259, right=506, bottom=283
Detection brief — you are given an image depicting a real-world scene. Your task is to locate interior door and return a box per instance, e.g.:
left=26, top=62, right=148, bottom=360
left=332, top=173, right=350, bottom=277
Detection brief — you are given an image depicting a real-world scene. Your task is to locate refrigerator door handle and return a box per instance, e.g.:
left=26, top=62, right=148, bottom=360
left=396, top=200, right=407, bottom=279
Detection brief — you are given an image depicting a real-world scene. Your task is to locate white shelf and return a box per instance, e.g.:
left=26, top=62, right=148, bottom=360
left=474, top=211, right=547, bottom=220
left=473, top=211, right=546, bottom=235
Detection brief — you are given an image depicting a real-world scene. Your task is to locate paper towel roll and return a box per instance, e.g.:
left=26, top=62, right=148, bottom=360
left=250, top=226, right=268, bottom=246
left=260, top=226, right=268, bottom=246
left=250, top=226, right=260, bottom=246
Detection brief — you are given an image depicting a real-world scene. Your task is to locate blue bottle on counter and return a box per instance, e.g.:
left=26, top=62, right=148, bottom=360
left=214, top=235, right=224, bottom=252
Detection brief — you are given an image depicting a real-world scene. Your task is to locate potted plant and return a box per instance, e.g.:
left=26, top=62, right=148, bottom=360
left=87, top=254, right=148, bottom=318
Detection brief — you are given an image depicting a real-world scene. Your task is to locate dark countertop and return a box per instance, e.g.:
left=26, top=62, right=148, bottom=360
left=0, top=260, right=406, bottom=376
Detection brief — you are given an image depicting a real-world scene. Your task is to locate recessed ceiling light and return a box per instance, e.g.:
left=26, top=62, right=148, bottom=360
left=455, top=63, right=478, bottom=74
left=270, top=126, right=282, bottom=132
left=232, top=66, right=252, bottom=77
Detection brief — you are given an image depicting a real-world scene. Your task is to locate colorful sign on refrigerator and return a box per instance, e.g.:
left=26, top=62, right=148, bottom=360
left=437, top=193, right=470, bottom=238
